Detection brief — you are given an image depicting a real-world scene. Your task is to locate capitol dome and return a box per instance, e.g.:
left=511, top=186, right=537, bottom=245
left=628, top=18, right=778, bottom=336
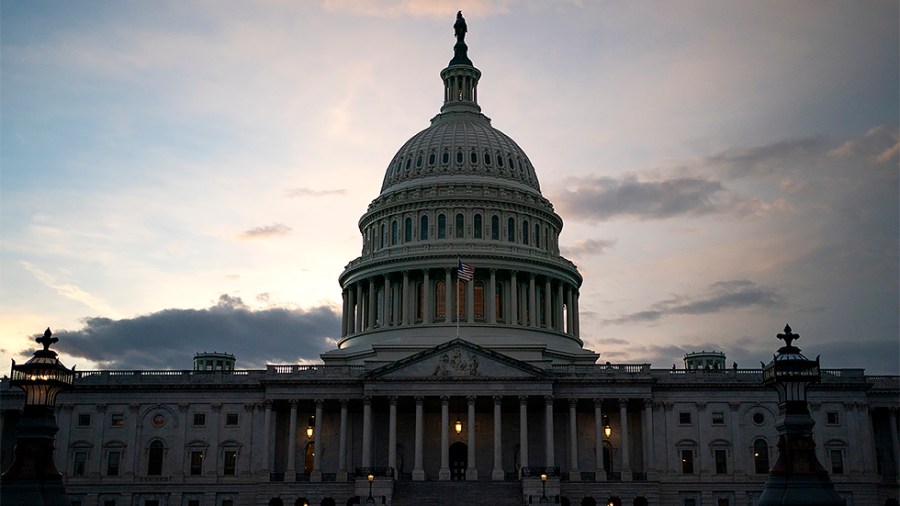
left=325, top=15, right=595, bottom=366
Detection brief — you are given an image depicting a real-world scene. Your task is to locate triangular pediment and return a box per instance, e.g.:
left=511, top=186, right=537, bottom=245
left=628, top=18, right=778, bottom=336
left=367, top=339, right=549, bottom=380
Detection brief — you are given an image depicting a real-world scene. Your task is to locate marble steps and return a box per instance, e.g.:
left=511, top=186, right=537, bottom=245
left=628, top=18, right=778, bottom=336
left=391, top=480, right=523, bottom=506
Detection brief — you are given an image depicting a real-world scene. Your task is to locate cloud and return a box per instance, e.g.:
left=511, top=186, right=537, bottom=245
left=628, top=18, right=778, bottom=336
left=604, top=280, right=783, bottom=326
left=829, top=125, right=899, bottom=165
left=285, top=187, right=347, bottom=198
left=50, top=294, right=340, bottom=369
left=21, top=262, right=118, bottom=317
left=560, top=238, right=616, bottom=258
left=238, top=223, right=292, bottom=239
left=704, top=136, right=827, bottom=179
left=555, top=175, right=729, bottom=222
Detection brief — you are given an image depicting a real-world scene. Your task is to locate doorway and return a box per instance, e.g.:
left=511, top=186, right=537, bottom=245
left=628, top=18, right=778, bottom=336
left=449, top=442, right=467, bottom=480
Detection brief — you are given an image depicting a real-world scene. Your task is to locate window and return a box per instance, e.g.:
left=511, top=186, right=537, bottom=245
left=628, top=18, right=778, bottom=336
left=456, top=150, right=463, bottom=164
left=455, top=280, right=466, bottom=321
left=225, top=413, right=239, bottom=427
left=717, top=500, right=731, bottom=506
left=681, top=449, right=694, bottom=474
left=491, top=215, right=499, bottom=240
left=222, top=501, right=234, bottom=506
left=435, top=281, right=446, bottom=319
left=224, top=450, right=237, bottom=476
left=497, top=154, right=504, bottom=167
left=826, top=412, right=839, bottom=425
left=495, top=282, right=504, bottom=321
left=752, top=412, right=765, bottom=425
left=145, top=501, right=159, bottom=506
left=484, top=153, right=491, bottom=165
left=107, top=450, right=121, bottom=476
left=455, top=213, right=465, bottom=238
left=507, top=218, right=515, bottom=242
left=521, top=220, right=529, bottom=245
left=470, top=151, right=477, bottom=164
left=73, top=450, right=88, bottom=476
left=428, top=153, right=435, bottom=165
left=438, top=214, right=446, bottom=239
left=111, top=413, right=125, bottom=427
left=188, top=501, right=201, bottom=506
left=711, top=411, right=725, bottom=425
left=416, top=154, right=423, bottom=167
left=404, top=217, right=413, bottom=242
left=77, top=413, right=91, bottom=427
left=684, top=500, right=697, bottom=506
left=442, top=151, right=449, bottom=164
left=190, top=451, right=203, bottom=475
left=679, top=412, right=692, bottom=425
left=753, top=439, right=769, bottom=474
left=534, top=223, right=540, bottom=248
left=830, top=449, right=844, bottom=475
left=147, top=440, right=164, bottom=476
left=474, top=281, right=485, bottom=320
left=420, top=215, right=429, bottom=240
left=104, top=501, right=117, bottom=506
left=391, top=220, right=398, bottom=245
left=379, top=224, right=385, bottom=249
left=405, top=158, right=411, bottom=171
left=714, top=449, right=728, bottom=474
left=473, top=214, right=482, bottom=239
left=193, top=413, right=206, bottom=427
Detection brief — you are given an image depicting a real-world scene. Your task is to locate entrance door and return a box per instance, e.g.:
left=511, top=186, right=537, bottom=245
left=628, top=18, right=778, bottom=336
left=449, top=442, right=467, bottom=481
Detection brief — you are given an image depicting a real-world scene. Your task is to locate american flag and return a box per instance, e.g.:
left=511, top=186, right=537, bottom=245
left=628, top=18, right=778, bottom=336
left=457, top=258, right=474, bottom=282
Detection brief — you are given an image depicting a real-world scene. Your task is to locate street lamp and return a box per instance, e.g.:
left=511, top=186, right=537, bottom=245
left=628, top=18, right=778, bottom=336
left=365, top=473, right=375, bottom=505
left=306, top=415, right=315, bottom=438
left=539, top=472, right=549, bottom=504
left=1, top=328, right=75, bottom=506
left=603, top=415, right=612, bottom=439
left=454, top=417, right=463, bottom=434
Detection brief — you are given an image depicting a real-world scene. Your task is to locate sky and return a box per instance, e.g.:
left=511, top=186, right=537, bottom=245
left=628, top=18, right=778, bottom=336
left=1, top=0, right=897, bottom=373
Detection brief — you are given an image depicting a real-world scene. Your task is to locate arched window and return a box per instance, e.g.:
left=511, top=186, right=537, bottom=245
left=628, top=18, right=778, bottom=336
left=455, top=280, right=466, bottom=321
left=435, top=281, right=446, bottom=319
left=474, top=281, right=485, bottom=320
left=497, top=154, right=504, bottom=168
left=507, top=217, right=515, bottom=242
left=420, top=215, right=429, bottom=240
left=484, top=153, right=492, bottom=165
left=428, top=153, right=436, bottom=165
left=148, top=440, right=164, bottom=476
left=522, top=220, right=529, bottom=245
left=753, top=439, right=770, bottom=474
left=416, top=153, right=423, bottom=168
left=391, top=221, right=398, bottom=245
left=534, top=223, right=540, bottom=248
left=495, top=282, right=504, bottom=322
left=380, top=224, right=385, bottom=249
left=404, top=218, right=413, bottom=242
left=491, top=215, right=500, bottom=240
left=470, top=151, right=478, bottom=164
left=455, top=213, right=465, bottom=238
left=474, top=214, right=482, bottom=239
left=438, top=214, right=446, bottom=239
left=442, top=151, right=450, bottom=164
left=456, top=150, right=464, bottom=164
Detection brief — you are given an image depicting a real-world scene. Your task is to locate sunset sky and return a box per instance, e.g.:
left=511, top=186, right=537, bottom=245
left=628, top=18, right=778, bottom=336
left=2, top=1, right=897, bottom=373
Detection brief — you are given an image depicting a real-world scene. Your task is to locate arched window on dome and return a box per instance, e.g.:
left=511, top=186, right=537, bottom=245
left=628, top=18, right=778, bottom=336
left=438, top=214, right=446, bottom=239
left=491, top=215, right=500, bottom=240
left=483, top=153, right=491, bottom=165
left=474, top=281, right=485, bottom=321
left=470, top=151, right=478, bottom=164
left=495, top=281, right=504, bottom=322
left=455, top=213, right=465, bottom=239
left=544, top=226, right=550, bottom=252
left=404, top=218, right=413, bottom=243
left=497, top=154, right=504, bottom=168
left=753, top=439, right=770, bottom=474
left=380, top=224, right=386, bottom=250
left=456, top=150, right=464, bottom=164
left=474, top=214, right=482, bottom=239
left=534, top=223, right=540, bottom=249
left=420, top=215, right=429, bottom=241
left=522, top=220, right=529, bottom=245
left=435, top=281, right=446, bottom=320
left=428, top=152, right=436, bottom=166
left=391, top=221, right=399, bottom=246
left=507, top=217, right=515, bottom=242
left=416, top=153, right=423, bottom=168
left=442, top=150, right=450, bottom=164
left=508, top=156, right=514, bottom=171
left=406, top=158, right=412, bottom=171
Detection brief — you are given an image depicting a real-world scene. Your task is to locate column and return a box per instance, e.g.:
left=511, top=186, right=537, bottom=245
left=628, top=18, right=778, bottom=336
left=594, top=399, right=606, bottom=480
left=367, top=278, right=376, bottom=329
left=263, top=400, right=273, bottom=473
left=544, top=278, right=552, bottom=328
left=642, top=399, right=654, bottom=474
left=287, top=400, right=298, bottom=478
left=569, top=398, right=580, bottom=480
left=342, top=289, right=349, bottom=336
left=311, top=399, right=324, bottom=480
left=528, top=274, right=537, bottom=327
left=338, top=399, right=348, bottom=480
left=619, top=398, right=631, bottom=479
left=440, top=396, right=450, bottom=480
left=545, top=395, right=555, bottom=466
left=355, top=283, right=364, bottom=333
left=857, top=403, right=876, bottom=474
left=466, top=396, right=478, bottom=480
left=565, top=287, right=574, bottom=335
left=389, top=396, right=398, bottom=478
left=556, top=283, right=564, bottom=332
left=362, top=396, right=373, bottom=468
left=466, top=274, right=475, bottom=323
left=889, top=408, right=900, bottom=479
left=402, top=271, right=410, bottom=325
left=413, top=396, right=425, bottom=481
left=488, top=269, right=497, bottom=324
left=519, top=396, right=529, bottom=474
left=444, top=268, right=453, bottom=324
left=383, top=275, right=392, bottom=327
left=573, top=290, right=580, bottom=337
left=347, top=288, right=356, bottom=335
left=423, top=270, right=431, bottom=324
left=492, top=395, right=504, bottom=480
left=510, top=271, right=519, bottom=325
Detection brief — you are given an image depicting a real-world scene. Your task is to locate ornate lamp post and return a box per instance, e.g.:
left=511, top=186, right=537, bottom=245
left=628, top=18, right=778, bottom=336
left=757, top=325, right=844, bottom=506
left=1, top=328, right=75, bottom=506
left=365, top=473, right=375, bottom=505
left=539, top=472, right=549, bottom=504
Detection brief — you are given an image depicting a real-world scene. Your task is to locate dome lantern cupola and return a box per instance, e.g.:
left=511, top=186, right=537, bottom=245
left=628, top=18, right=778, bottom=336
left=441, top=11, right=482, bottom=114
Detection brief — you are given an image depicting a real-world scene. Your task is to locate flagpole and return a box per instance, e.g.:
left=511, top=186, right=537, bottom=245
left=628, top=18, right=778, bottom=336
left=456, top=258, right=460, bottom=339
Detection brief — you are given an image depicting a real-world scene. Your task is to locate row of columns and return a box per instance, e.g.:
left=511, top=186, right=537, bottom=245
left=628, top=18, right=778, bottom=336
left=269, top=396, right=645, bottom=481
left=341, top=269, right=580, bottom=337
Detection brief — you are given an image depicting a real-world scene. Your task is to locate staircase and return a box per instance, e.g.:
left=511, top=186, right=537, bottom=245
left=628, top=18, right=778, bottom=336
left=391, top=480, right=523, bottom=506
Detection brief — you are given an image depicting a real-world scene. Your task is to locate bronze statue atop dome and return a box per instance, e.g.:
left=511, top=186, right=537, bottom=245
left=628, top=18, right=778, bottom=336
left=454, top=11, right=467, bottom=43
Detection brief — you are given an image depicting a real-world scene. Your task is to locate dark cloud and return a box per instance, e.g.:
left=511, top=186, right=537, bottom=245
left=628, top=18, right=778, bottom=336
left=704, top=136, right=828, bottom=178
left=50, top=294, right=340, bottom=370
left=285, top=187, right=347, bottom=198
left=555, top=175, right=728, bottom=221
left=560, top=238, right=617, bottom=257
left=604, top=280, right=782, bottom=325
left=238, top=223, right=292, bottom=239
left=829, top=125, right=899, bottom=165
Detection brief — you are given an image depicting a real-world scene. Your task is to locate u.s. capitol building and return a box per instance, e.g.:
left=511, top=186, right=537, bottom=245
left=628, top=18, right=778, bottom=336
left=2, top=14, right=897, bottom=506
